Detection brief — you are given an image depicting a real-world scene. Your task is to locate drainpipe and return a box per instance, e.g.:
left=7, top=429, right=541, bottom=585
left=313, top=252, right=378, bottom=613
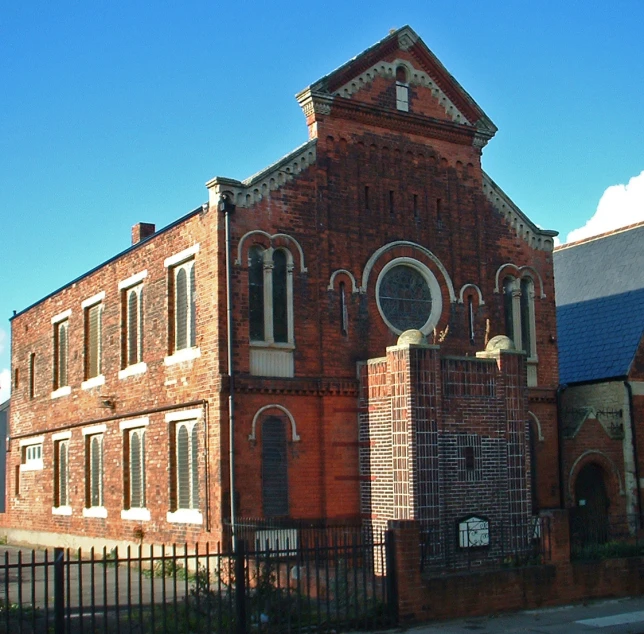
left=219, top=193, right=237, bottom=548
left=556, top=384, right=567, bottom=509
left=624, top=381, right=642, bottom=526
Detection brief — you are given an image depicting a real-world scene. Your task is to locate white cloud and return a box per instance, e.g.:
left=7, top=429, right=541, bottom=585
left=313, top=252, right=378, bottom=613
left=0, top=368, right=9, bottom=405
left=0, top=328, right=5, bottom=356
left=566, top=170, right=644, bottom=243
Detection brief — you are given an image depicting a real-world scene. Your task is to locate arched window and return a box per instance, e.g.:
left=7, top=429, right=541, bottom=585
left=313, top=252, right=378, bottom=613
left=262, top=417, right=288, bottom=517
left=503, top=275, right=536, bottom=358
left=248, top=246, right=295, bottom=377
left=247, top=248, right=294, bottom=345
left=520, top=277, right=534, bottom=356
left=272, top=249, right=288, bottom=343
left=503, top=276, right=516, bottom=344
left=395, top=65, right=409, bottom=112
left=339, top=281, right=348, bottom=336
left=249, top=246, right=265, bottom=341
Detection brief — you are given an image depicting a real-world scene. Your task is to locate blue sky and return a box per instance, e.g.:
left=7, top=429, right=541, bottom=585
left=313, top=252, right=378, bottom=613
left=1, top=0, right=643, bottom=401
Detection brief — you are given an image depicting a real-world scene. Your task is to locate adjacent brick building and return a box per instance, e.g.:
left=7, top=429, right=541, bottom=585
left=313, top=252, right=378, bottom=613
left=2, top=26, right=560, bottom=553
left=555, top=222, right=644, bottom=537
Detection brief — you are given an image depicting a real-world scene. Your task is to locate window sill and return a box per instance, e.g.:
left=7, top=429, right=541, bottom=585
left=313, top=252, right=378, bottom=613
left=249, top=341, right=295, bottom=351
left=119, top=362, right=147, bottom=380
left=20, top=460, right=43, bottom=472
left=166, top=509, right=203, bottom=525
left=52, top=506, right=72, bottom=516
left=121, top=508, right=151, bottom=521
left=51, top=386, right=71, bottom=399
left=164, top=347, right=201, bottom=366
left=82, top=375, right=105, bottom=390
left=83, top=506, right=107, bottom=519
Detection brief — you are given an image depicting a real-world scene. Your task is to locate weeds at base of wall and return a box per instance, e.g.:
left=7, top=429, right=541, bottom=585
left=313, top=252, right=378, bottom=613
left=573, top=541, right=644, bottom=562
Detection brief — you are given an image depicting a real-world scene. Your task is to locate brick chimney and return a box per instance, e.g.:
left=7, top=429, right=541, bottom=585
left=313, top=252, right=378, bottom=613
left=132, top=223, right=155, bottom=245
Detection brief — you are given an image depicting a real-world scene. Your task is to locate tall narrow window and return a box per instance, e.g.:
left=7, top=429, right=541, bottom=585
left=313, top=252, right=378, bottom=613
left=395, top=65, right=409, bottom=112
left=125, top=285, right=143, bottom=367
left=520, top=277, right=533, bottom=355
left=125, top=428, right=146, bottom=510
left=53, top=319, right=69, bottom=390
left=262, top=417, right=288, bottom=517
left=413, top=193, right=418, bottom=220
left=249, top=246, right=265, bottom=341
left=272, top=250, right=288, bottom=343
left=339, top=281, right=348, bottom=336
left=29, top=353, right=36, bottom=399
left=86, top=434, right=103, bottom=509
left=85, top=303, right=102, bottom=380
left=503, top=277, right=516, bottom=345
left=468, top=295, right=475, bottom=344
left=364, top=185, right=370, bottom=209
left=172, top=260, right=196, bottom=352
left=436, top=198, right=443, bottom=227
left=54, top=439, right=69, bottom=509
left=172, top=421, right=199, bottom=511
left=389, top=190, right=395, bottom=215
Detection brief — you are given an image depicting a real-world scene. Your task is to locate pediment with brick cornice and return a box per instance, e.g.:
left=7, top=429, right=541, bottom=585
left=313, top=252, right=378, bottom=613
left=296, top=26, right=497, bottom=148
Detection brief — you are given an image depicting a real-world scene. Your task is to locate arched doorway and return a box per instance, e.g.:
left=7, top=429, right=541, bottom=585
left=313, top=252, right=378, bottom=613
left=572, top=462, right=610, bottom=548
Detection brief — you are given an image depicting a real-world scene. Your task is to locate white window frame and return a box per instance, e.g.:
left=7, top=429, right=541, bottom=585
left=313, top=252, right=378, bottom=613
left=82, top=425, right=106, bottom=518
left=81, top=293, right=105, bottom=390
left=120, top=418, right=150, bottom=521
left=119, top=277, right=147, bottom=378
left=52, top=431, right=72, bottom=515
left=164, top=246, right=200, bottom=366
left=396, top=81, right=409, bottom=112
left=166, top=409, right=203, bottom=524
left=51, top=310, right=71, bottom=398
left=19, top=436, right=44, bottom=472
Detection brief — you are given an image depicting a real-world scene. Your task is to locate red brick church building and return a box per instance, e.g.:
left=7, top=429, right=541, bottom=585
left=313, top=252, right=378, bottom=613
left=2, top=26, right=560, bottom=558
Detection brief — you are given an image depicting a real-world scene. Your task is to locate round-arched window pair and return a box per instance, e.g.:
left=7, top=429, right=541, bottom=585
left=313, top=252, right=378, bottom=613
left=375, top=257, right=442, bottom=335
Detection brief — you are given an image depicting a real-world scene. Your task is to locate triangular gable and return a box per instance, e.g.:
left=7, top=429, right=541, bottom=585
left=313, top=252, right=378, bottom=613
left=296, top=26, right=497, bottom=146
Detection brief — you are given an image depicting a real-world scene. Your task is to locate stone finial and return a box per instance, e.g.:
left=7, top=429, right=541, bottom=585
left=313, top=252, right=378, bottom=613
left=397, top=329, right=428, bottom=346
left=485, top=334, right=515, bottom=352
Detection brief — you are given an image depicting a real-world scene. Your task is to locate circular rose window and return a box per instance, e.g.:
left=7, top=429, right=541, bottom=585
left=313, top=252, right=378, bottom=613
left=376, top=259, right=442, bottom=334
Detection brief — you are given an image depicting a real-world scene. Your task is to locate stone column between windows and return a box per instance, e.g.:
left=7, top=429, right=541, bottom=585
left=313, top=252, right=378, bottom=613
left=511, top=282, right=522, bottom=351
left=286, top=260, right=295, bottom=343
left=262, top=249, right=274, bottom=344
left=527, top=283, right=538, bottom=360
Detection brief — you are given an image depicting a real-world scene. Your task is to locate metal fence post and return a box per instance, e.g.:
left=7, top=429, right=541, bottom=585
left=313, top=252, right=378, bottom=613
left=385, top=530, right=398, bottom=625
left=235, top=539, right=247, bottom=634
left=54, top=547, right=65, bottom=634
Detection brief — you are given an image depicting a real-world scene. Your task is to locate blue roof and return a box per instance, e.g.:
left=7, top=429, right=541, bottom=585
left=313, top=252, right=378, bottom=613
left=555, top=224, right=644, bottom=384
left=557, top=289, right=644, bottom=384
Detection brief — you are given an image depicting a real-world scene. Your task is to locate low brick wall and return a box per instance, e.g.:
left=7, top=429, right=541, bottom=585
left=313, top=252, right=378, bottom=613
left=389, top=514, right=644, bottom=624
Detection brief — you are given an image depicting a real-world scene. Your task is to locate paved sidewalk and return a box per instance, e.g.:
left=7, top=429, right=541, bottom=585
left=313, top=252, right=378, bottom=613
left=398, top=597, right=644, bottom=634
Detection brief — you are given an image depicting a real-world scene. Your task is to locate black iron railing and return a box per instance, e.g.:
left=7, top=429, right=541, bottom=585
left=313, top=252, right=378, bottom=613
left=420, top=516, right=550, bottom=574
left=0, top=531, right=394, bottom=633
left=569, top=512, right=644, bottom=561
